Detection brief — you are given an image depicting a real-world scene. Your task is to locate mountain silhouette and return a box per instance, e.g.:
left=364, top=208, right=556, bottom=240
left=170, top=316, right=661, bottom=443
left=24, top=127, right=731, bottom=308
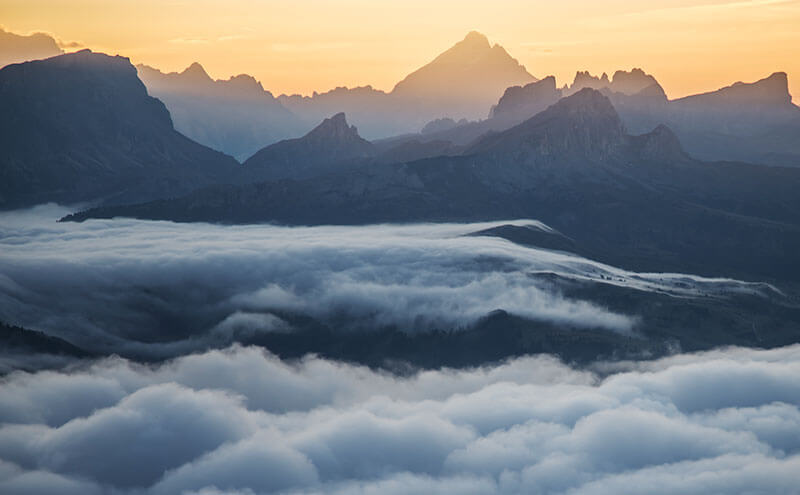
left=241, top=113, right=374, bottom=181
left=0, top=50, right=238, bottom=208
left=63, top=89, right=800, bottom=283
left=489, top=76, right=563, bottom=122
left=377, top=75, right=566, bottom=152
left=470, top=88, right=625, bottom=160
left=567, top=68, right=663, bottom=97
left=391, top=31, right=536, bottom=119
left=280, top=31, right=537, bottom=138
left=137, top=62, right=305, bottom=161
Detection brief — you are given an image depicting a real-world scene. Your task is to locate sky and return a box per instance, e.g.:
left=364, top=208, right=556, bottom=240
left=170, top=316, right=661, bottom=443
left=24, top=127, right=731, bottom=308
left=2, top=0, right=799, bottom=100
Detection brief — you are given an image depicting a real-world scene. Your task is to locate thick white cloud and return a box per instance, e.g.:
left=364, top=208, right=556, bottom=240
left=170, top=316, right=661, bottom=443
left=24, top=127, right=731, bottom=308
left=0, top=344, right=797, bottom=494
left=0, top=204, right=777, bottom=356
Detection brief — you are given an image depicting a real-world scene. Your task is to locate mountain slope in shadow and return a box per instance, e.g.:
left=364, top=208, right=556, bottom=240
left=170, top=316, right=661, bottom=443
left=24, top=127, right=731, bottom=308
left=0, top=50, right=240, bottom=209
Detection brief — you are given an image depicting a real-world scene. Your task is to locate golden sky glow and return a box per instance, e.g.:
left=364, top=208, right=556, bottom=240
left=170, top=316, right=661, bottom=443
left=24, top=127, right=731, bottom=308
left=2, top=0, right=799, bottom=101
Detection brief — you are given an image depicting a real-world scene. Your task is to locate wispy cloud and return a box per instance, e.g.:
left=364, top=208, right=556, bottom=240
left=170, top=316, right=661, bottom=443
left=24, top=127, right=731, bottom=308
left=168, top=37, right=209, bottom=45
left=271, top=41, right=355, bottom=53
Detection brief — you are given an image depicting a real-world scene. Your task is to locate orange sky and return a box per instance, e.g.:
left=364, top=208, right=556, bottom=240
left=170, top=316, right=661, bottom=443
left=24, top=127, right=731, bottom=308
left=2, top=0, right=799, bottom=101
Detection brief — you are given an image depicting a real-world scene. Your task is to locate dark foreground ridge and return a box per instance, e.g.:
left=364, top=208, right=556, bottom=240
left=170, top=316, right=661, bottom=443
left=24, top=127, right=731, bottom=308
left=0, top=50, right=238, bottom=209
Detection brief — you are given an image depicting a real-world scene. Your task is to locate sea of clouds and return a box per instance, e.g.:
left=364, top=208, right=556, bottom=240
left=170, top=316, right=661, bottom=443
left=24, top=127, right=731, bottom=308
left=0, top=205, right=797, bottom=494
left=0, top=205, right=776, bottom=357
left=0, top=344, right=798, bottom=494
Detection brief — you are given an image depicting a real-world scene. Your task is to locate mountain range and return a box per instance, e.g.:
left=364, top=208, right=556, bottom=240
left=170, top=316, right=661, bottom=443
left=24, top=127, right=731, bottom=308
left=385, top=67, right=800, bottom=167
left=137, top=62, right=306, bottom=161
left=564, top=69, right=800, bottom=166
left=276, top=31, right=537, bottom=138
left=65, top=89, right=800, bottom=285
left=2, top=35, right=800, bottom=367
left=2, top=28, right=798, bottom=166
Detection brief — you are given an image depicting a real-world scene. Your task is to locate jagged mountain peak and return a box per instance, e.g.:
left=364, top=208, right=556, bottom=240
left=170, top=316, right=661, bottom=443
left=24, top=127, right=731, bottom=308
left=570, top=68, right=662, bottom=96
left=242, top=112, right=374, bottom=181
left=469, top=88, right=626, bottom=160
left=389, top=32, right=536, bottom=119
left=490, top=75, right=562, bottom=120
left=572, top=71, right=610, bottom=89
left=610, top=68, right=661, bottom=95
left=460, top=30, right=491, bottom=48
left=632, top=124, right=689, bottom=163
left=550, top=87, right=621, bottom=118
left=225, top=73, right=265, bottom=92
left=180, top=61, right=212, bottom=82
left=305, top=112, right=362, bottom=140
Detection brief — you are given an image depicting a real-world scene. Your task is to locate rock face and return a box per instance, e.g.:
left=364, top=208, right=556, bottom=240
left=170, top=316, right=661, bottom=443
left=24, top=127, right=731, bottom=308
left=241, top=113, right=375, bottom=181
left=0, top=50, right=239, bottom=208
left=137, top=63, right=304, bottom=161
left=489, top=76, right=563, bottom=122
left=470, top=88, right=626, bottom=161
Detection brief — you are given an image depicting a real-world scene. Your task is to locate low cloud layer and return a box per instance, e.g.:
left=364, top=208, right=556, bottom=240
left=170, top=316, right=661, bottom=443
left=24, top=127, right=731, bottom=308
left=0, top=205, right=775, bottom=356
left=0, top=344, right=798, bottom=494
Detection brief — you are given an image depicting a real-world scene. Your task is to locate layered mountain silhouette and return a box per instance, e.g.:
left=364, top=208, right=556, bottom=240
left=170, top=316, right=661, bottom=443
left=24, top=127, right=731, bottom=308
left=138, top=63, right=306, bottom=161
left=65, top=89, right=800, bottom=283
left=240, top=113, right=374, bottom=181
left=0, top=50, right=238, bottom=208
left=665, top=72, right=800, bottom=165
left=562, top=69, right=800, bottom=166
left=279, top=31, right=537, bottom=138
left=489, top=75, right=563, bottom=122
left=412, top=67, right=800, bottom=167
left=375, top=76, right=564, bottom=152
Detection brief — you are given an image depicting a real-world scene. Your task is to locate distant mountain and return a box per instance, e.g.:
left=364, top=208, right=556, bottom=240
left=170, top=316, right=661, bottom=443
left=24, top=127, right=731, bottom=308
left=391, top=31, right=536, bottom=119
left=373, top=76, right=565, bottom=152
left=278, top=86, right=408, bottom=139
left=0, top=27, right=63, bottom=68
left=279, top=31, right=537, bottom=139
left=668, top=72, right=799, bottom=133
left=467, top=87, right=627, bottom=160
left=65, top=89, right=800, bottom=282
left=0, top=50, right=239, bottom=209
left=566, top=68, right=663, bottom=97
left=662, top=73, right=800, bottom=167
left=562, top=69, right=800, bottom=165
left=241, top=113, right=374, bottom=181
left=137, top=63, right=305, bottom=161
left=489, top=75, right=563, bottom=123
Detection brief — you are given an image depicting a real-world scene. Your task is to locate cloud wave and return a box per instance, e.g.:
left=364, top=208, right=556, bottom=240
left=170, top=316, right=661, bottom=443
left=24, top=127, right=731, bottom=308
left=0, top=205, right=776, bottom=357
